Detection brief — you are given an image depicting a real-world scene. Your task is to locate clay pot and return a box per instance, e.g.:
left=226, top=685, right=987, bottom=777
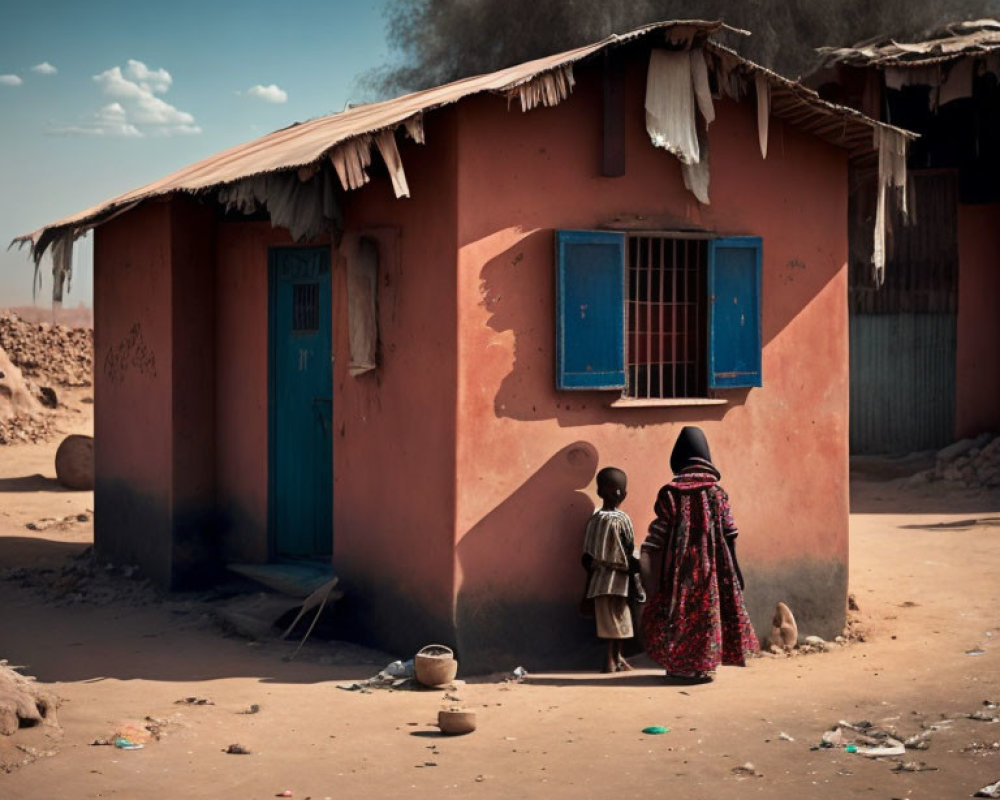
left=55, top=434, right=94, bottom=490
left=414, top=644, right=458, bottom=687
left=437, top=709, right=476, bottom=735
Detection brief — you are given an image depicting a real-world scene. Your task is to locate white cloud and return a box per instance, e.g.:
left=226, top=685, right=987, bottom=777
left=31, top=62, right=57, bottom=75
left=246, top=83, right=288, bottom=104
left=85, top=60, right=199, bottom=137
left=0, top=74, right=22, bottom=86
left=125, top=59, right=171, bottom=93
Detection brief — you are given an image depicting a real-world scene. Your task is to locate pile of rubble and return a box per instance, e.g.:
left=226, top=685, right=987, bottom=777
left=0, top=313, right=93, bottom=388
left=0, top=312, right=93, bottom=445
left=908, top=433, right=1000, bottom=489
left=0, top=546, right=157, bottom=608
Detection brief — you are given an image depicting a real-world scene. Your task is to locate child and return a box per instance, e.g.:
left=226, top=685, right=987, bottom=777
left=582, top=466, right=646, bottom=673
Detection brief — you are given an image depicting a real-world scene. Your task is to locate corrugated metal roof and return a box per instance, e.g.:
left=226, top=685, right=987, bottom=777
left=819, top=19, right=1000, bottom=67
left=12, top=19, right=913, bottom=256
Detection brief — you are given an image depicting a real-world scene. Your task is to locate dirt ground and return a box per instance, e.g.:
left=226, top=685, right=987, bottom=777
left=0, top=397, right=997, bottom=799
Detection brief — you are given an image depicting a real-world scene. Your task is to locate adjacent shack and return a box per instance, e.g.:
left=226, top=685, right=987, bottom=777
left=813, top=19, right=1000, bottom=454
left=13, top=21, right=911, bottom=671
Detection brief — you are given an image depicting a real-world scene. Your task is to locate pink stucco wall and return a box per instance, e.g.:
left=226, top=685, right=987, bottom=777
left=95, top=197, right=217, bottom=587
left=95, top=201, right=175, bottom=587
left=453, top=58, right=850, bottom=668
left=956, top=203, right=1000, bottom=438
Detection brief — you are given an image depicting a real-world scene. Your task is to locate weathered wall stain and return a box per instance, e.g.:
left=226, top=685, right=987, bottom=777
left=103, top=322, right=157, bottom=384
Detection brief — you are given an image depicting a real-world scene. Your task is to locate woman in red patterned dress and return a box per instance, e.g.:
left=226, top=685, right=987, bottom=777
left=639, top=426, right=759, bottom=682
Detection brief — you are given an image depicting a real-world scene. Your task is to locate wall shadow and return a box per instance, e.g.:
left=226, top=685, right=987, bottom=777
left=479, top=229, right=746, bottom=427
left=0, top=475, right=72, bottom=493
left=456, top=441, right=617, bottom=674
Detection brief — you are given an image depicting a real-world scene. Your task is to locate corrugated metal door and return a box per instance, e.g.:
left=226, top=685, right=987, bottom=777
left=849, top=171, right=957, bottom=454
left=269, top=246, right=333, bottom=558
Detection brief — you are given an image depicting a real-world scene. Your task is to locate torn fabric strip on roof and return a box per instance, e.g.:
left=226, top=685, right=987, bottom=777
left=646, top=49, right=700, bottom=164
left=681, top=121, right=711, bottom=204
left=375, top=129, right=410, bottom=199
left=330, top=135, right=374, bottom=191
left=871, top=128, right=909, bottom=286
left=49, top=233, right=73, bottom=304
left=755, top=73, right=770, bottom=159
left=403, top=113, right=425, bottom=144
left=217, top=168, right=342, bottom=242
left=690, top=49, right=715, bottom=125
left=939, top=58, right=974, bottom=105
left=508, top=65, right=576, bottom=112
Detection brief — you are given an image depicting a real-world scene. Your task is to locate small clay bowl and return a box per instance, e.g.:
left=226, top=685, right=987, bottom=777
left=437, top=709, right=476, bottom=735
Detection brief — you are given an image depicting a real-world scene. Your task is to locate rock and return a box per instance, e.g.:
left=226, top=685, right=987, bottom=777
left=55, top=434, right=94, bottom=490
left=37, top=386, right=57, bottom=408
left=938, top=437, right=978, bottom=463
left=0, top=664, right=58, bottom=735
left=0, top=346, right=39, bottom=418
left=769, top=602, right=798, bottom=650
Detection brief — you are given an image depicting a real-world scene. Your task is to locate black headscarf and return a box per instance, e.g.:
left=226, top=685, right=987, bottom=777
left=669, top=426, right=721, bottom=479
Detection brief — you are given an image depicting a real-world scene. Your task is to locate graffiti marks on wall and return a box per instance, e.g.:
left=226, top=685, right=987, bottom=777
left=104, top=323, right=158, bottom=384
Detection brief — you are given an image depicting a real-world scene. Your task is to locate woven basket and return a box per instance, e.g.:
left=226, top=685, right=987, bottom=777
left=414, top=644, right=458, bottom=687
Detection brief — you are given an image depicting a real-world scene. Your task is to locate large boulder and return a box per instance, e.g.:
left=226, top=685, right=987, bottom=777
left=55, top=434, right=94, bottom=490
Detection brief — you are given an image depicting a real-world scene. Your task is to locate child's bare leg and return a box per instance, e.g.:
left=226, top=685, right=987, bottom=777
left=602, top=640, right=617, bottom=673
left=615, top=640, right=633, bottom=671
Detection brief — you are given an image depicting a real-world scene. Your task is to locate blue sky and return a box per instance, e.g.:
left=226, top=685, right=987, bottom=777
left=0, top=0, right=392, bottom=307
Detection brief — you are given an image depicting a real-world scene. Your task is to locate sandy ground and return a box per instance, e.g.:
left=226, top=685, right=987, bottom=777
left=0, top=399, right=998, bottom=799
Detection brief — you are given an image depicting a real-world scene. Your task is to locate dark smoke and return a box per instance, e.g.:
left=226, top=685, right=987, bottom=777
left=364, top=0, right=1000, bottom=97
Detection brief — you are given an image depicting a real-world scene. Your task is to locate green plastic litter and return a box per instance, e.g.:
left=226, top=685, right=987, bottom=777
left=845, top=744, right=858, bottom=753
left=642, top=725, right=671, bottom=735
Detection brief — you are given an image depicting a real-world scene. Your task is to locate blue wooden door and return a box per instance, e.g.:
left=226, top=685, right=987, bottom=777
left=269, top=247, right=333, bottom=558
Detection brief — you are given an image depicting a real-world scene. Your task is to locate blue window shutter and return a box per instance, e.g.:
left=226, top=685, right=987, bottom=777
left=708, top=237, right=762, bottom=388
left=555, top=230, right=626, bottom=390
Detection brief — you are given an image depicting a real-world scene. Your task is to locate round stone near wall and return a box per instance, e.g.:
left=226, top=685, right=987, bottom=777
left=55, top=434, right=94, bottom=491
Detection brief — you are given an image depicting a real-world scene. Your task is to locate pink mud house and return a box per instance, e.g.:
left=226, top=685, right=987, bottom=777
left=15, top=21, right=912, bottom=672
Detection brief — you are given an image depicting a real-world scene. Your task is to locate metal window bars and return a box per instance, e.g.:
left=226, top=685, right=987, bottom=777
left=626, top=234, right=707, bottom=398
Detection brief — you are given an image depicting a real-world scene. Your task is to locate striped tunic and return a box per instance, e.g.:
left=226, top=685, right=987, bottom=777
left=582, top=509, right=635, bottom=599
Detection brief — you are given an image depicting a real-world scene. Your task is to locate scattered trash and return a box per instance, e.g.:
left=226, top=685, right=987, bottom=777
left=239, top=704, right=260, bottom=715
left=642, top=725, right=671, bottom=735
left=383, top=659, right=414, bottom=678
left=113, top=737, right=143, bottom=750
left=971, top=703, right=1000, bottom=723
left=817, top=720, right=905, bottom=756
left=967, top=649, right=988, bottom=656
left=276, top=792, right=293, bottom=798
left=854, top=740, right=906, bottom=757
left=975, top=778, right=1000, bottom=798
left=778, top=732, right=795, bottom=742
left=904, top=730, right=934, bottom=750
left=225, top=743, right=252, bottom=755
left=891, top=761, right=938, bottom=772
left=731, top=762, right=761, bottom=777
left=820, top=729, right=846, bottom=748
left=175, top=697, right=214, bottom=705
left=512, top=666, right=527, bottom=679
left=336, top=657, right=451, bottom=692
